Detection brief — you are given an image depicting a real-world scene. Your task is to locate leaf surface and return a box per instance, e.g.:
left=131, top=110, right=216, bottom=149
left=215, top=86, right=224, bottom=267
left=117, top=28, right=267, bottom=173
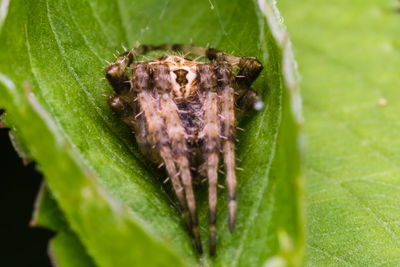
left=278, top=0, right=400, bottom=265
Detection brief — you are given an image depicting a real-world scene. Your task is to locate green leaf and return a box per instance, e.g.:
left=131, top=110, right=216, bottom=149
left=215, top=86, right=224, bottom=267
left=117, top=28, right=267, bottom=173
left=31, top=182, right=68, bottom=232
left=49, top=230, right=97, bottom=267
left=31, top=183, right=96, bottom=267
left=278, top=0, right=400, bottom=265
left=0, top=0, right=303, bottom=266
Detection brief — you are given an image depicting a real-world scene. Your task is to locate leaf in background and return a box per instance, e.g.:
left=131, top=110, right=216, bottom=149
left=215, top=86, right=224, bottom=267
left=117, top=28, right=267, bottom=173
left=0, top=0, right=303, bottom=266
left=278, top=0, right=400, bottom=265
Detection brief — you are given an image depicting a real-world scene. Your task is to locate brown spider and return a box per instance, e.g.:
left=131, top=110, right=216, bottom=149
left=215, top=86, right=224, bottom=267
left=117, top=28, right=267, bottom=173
left=105, top=44, right=263, bottom=256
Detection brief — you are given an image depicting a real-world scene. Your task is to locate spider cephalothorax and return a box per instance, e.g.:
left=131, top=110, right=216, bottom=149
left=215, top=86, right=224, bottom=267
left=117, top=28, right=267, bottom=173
left=105, top=44, right=263, bottom=256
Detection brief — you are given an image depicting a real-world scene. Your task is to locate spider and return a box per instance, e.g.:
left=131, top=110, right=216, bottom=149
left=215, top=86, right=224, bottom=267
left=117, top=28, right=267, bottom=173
left=105, top=44, right=263, bottom=256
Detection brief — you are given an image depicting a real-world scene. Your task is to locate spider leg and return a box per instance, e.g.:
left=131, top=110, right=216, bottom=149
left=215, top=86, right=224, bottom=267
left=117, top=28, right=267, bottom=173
left=208, top=50, right=264, bottom=117
left=236, top=57, right=263, bottom=88
left=132, top=93, right=163, bottom=163
left=233, top=56, right=264, bottom=116
left=132, top=63, right=197, bottom=252
left=203, top=92, right=220, bottom=255
left=152, top=63, right=203, bottom=254
left=214, top=61, right=237, bottom=233
left=197, top=64, right=220, bottom=255
left=235, top=88, right=263, bottom=119
left=106, top=51, right=133, bottom=94
left=159, top=92, right=203, bottom=254
left=138, top=89, right=196, bottom=248
left=107, top=94, right=135, bottom=128
left=203, top=47, right=264, bottom=107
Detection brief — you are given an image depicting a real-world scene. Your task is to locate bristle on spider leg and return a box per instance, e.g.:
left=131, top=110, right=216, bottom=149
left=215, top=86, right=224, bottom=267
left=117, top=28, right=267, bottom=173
left=194, top=55, right=204, bottom=61
left=134, top=110, right=144, bottom=119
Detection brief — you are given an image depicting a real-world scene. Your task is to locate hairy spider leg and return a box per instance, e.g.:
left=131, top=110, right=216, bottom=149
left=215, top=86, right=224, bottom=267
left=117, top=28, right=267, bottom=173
left=214, top=61, right=237, bottom=233
left=236, top=57, right=263, bottom=87
left=131, top=63, right=197, bottom=252
left=206, top=48, right=264, bottom=113
left=106, top=53, right=156, bottom=156
left=197, top=64, right=220, bottom=256
left=235, top=89, right=262, bottom=119
left=153, top=63, right=203, bottom=254
left=107, top=94, right=135, bottom=127
left=207, top=48, right=265, bottom=118
left=105, top=44, right=163, bottom=92
left=204, top=94, right=220, bottom=255
left=137, top=89, right=197, bottom=246
left=234, top=57, right=264, bottom=116
left=105, top=50, right=133, bottom=94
